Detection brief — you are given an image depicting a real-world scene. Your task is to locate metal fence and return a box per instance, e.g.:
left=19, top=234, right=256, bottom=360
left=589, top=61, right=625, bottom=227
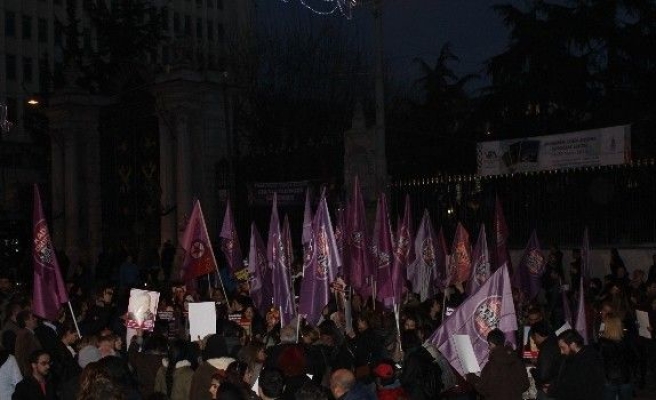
left=389, top=161, right=656, bottom=249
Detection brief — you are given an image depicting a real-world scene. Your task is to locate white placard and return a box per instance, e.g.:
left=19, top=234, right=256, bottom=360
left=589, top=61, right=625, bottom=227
left=127, top=289, right=160, bottom=331
left=188, top=302, right=217, bottom=341
left=453, top=334, right=481, bottom=374
left=555, top=322, right=572, bottom=336
left=636, top=310, right=652, bottom=339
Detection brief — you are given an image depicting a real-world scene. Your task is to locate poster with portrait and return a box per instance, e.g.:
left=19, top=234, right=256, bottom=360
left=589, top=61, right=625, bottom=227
left=126, top=289, right=160, bottom=331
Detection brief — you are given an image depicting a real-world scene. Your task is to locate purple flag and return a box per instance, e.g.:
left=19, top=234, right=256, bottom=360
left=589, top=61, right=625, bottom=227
left=220, top=199, right=243, bottom=274
left=428, top=265, right=518, bottom=377
left=562, top=283, right=572, bottom=326
left=32, top=184, right=69, bottom=321
left=248, top=222, right=271, bottom=316
left=373, top=195, right=395, bottom=306
left=581, top=227, right=590, bottom=282
left=466, top=224, right=491, bottom=295
left=346, top=176, right=372, bottom=298
left=180, top=200, right=218, bottom=287
left=492, top=195, right=512, bottom=273
left=334, top=207, right=346, bottom=263
left=408, top=209, right=438, bottom=301
left=435, top=227, right=449, bottom=290
left=512, top=229, right=546, bottom=301
left=574, top=279, right=588, bottom=344
left=392, top=195, right=415, bottom=303
left=448, top=223, right=472, bottom=285
left=298, top=194, right=341, bottom=325
left=267, top=194, right=295, bottom=326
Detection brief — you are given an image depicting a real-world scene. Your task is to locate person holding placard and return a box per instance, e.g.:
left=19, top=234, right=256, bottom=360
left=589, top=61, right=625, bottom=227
left=465, top=329, right=529, bottom=400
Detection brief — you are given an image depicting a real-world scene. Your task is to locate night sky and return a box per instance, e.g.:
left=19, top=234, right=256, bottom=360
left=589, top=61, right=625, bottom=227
left=256, top=0, right=510, bottom=91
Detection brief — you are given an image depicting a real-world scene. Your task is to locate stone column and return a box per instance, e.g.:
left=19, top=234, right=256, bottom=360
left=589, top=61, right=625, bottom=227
left=175, top=113, right=193, bottom=234
left=50, top=132, right=65, bottom=249
left=159, top=116, right=177, bottom=244
left=63, top=131, right=79, bottom=267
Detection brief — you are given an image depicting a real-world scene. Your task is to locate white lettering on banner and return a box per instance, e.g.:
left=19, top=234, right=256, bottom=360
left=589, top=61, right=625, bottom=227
left=477, top=125, right=631, bottom=176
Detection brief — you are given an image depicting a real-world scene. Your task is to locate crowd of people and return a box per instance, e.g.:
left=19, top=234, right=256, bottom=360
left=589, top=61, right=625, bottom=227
left=0, top=246, right=655, bottom=400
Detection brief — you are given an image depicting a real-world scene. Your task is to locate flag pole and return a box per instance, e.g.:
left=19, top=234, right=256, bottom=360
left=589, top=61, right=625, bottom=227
left=67, top=301, right=82, bottom=338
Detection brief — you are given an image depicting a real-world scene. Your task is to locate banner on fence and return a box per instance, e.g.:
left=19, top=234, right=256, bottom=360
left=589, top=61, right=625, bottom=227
left=248, top=181, right=309, bottom=206
left=477, top=125, right=631, bottom=176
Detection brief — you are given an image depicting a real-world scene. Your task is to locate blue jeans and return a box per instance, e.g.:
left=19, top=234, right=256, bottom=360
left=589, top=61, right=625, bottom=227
left=603, top=383, right=633, bottom=400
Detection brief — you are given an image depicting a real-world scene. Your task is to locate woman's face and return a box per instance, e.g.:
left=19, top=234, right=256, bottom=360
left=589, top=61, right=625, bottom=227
left=256, top=348, right=266, bottom=362
left=356, top=318, right=367, bottom=332
left=114, top=337, right=122, bottom=350
left=243, top=307, right=254, bottom=320
left=209, top=378, right=220, bottom=399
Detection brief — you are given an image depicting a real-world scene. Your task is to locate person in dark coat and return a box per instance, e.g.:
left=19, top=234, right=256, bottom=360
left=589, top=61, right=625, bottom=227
left=12, top=350, right=56, bottom=400
left=529, top=322, right=562, bottom=400
left=547, top=329, right=605, bottom=400
left=400, top=329, right=442, bottom=400
left=466, top=329, right=529, bottom=400
left=346, top=314, right=383, bottom=382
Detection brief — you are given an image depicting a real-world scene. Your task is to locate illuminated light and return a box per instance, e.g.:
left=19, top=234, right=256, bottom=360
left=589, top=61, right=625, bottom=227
left=27, top=98, right=39, bottom=105
left=281, top=0, right=357, bottom=19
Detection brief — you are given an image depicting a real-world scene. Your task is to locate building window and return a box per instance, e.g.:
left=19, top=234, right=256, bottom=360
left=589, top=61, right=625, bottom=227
left=217, top=23, right=224, bottom=42
left=54, top=0, right=63, bottom=5
left=196, top=0, right=203, bottom=7
left=83, top=28, right=91, bottom=50
left=38, top=18, right=48, bottom=43
left=55, top=23, right=63, bottom=45
left=173, top=12, right=180, bottom=34
left=162, top=46, right=170, bottom=64
left=207, top=20, right=214, bottom=41
left=23, top=57, right=33, bottom=82
left=208, top=0, right=213, bottom=7
left=5, top=11, right=16, bottom=37
left=22, top=15, right=32, bottom=40
left=184, top=15, right=191, bottom=36
left=6, top=55, right=17, bottom=81
left=217, top=0, right=223, bottom=10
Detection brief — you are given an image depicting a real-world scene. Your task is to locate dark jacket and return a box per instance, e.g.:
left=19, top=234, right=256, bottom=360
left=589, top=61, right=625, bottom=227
left=400, top=345, right=440, bottom=400
left=341, top=382, right=377, bottom=400
left=598, top=338, right=631, bottom=384
left=548, top=345, right=605, bottom=400
left=530, top=335, right=562, bottom=388
left=466, top=345, right=529, bottom=400
left=12, top=375, right=56, bottom=400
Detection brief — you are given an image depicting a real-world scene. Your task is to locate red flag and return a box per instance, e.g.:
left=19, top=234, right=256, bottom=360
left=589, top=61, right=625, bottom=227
left=346, top=176, right=372, bottom=298
left=32, top=184, right=69, bottom=321
left=298, top=194, right=341, bottom=324
left=448, top=222, right=472, bottom=285
left=492, top=195, right=512, bottom=273
left=220, top=199, right=243, bottom=274
left=466, top=224, right=491, bottom=295
left=180, top=200, right=218, bottom=286
left=248, top=222, right=271, bottom=316
left=408, top=209, right=438, bottom=301
left=512, top=229, right=545, bottom=300
left=373, top=195, right=395, bottom=306
left=435, top=227, right=449, bottom=290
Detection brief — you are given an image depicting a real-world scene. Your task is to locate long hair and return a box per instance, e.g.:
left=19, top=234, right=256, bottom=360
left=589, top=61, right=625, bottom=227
left=601, top=315, right=624, bottom=342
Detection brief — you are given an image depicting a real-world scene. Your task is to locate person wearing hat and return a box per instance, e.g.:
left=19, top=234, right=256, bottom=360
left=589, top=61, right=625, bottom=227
left=373, top=360, right=407, bottom=400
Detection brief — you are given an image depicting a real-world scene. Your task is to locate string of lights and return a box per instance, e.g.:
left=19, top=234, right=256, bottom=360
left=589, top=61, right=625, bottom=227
left=281, top=0, right=357, bottom=19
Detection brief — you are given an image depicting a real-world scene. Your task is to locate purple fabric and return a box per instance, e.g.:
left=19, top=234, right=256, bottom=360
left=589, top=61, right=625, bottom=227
left=427, top=265, right=518, bottom=377
left=435, top=227, right=449, bottom=290
left=392, top=195, right=414, bottom=304
left=219, top=199, right=243, bottom=273
left=574, top=279, right=588, bottom=344
left=267, top=194, right=295, bottom=327
left=407, top=209, right=438, bottom=301
left=466, top=224, right=491, bottom=295
left=334, top=207, right=346, bottom=264
left=346, top=177, right=372, bottom=298
left=32, top=185, right=69, bottom=321
left=373, top=195, right=395, bottom=307
left=298, top=195, right=341, bottom=325
left=248, top=222, right=271, bottom=316
left=512, top=230, right=546, bottom=301
left=562, top=283, right=573, bottom=326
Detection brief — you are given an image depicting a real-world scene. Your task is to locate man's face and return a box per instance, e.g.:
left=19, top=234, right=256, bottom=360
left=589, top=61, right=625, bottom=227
left=0, top=278, right=11, bottom=291
left=404, top=319, right=416, bottom=331
left=558, top=340, right=573, bottom=357
left=34, top=354, right=51, bottom=377
left=102, top=288, right=114, bottom=304
left=527, top=313, right=542, bottom=325
left=26, top=313, right=38, bottom=330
